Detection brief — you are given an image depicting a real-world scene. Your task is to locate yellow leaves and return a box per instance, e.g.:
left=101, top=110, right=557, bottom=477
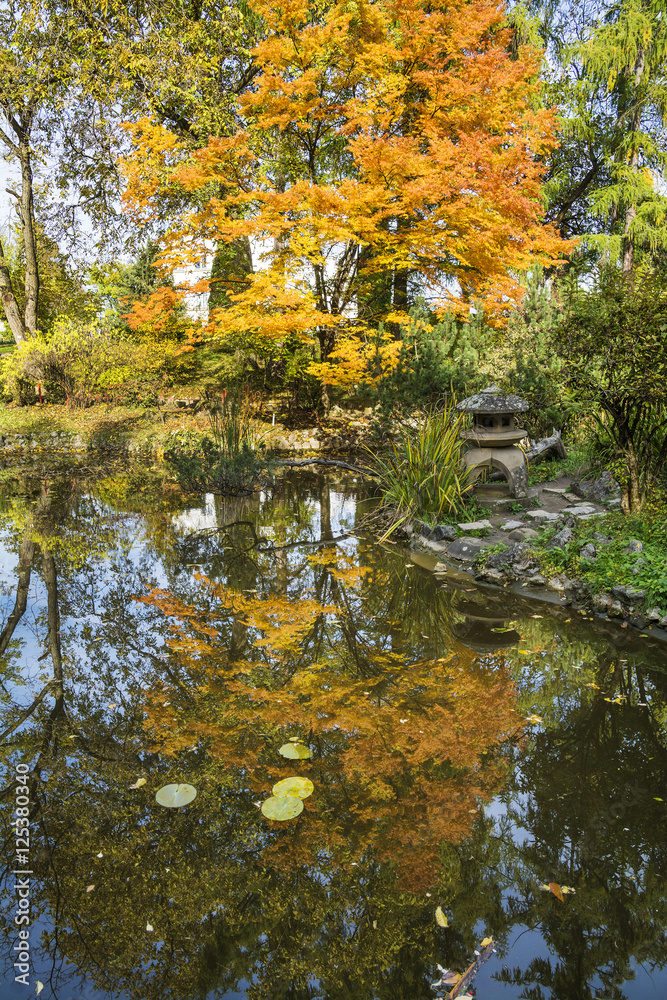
left=435, top=906, right=449, bottom=927
left=539, top=882, right=575, bottom=901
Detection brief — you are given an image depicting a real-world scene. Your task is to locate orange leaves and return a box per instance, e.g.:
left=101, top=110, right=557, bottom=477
left=119, top=0, right=572, bottom=368
left=123, top=286, right=187, bottom=336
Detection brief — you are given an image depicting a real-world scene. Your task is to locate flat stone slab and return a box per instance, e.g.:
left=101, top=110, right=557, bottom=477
left=457, top=519, right=493, bottom=531
left=525, top=510, right=562, bottom=522
left=447, top=537, right=486, bottom=562
left=563, top=504, right=597, bottom=516
left=542, top=486, right=567, bottom=495
left=499, top=519, right=524, bottom=531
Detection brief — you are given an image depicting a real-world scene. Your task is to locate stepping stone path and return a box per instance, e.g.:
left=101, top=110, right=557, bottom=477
left=500, top=520, right=525, bottom=531
left=457, top=519, right=493, bottom=531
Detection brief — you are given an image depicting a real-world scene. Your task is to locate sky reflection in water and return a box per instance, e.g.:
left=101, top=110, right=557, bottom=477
left=0, top=464, right=666, bottom=1000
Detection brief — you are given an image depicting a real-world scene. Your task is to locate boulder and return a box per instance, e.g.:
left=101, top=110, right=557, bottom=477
left=548, top=527, right=573, bottom=549
left=612, top=585, right=646, bottom=603
left=647, top=608, right=663, bottom=623
left=625, top=539, right=643, bottom=554
left=579, top=543, right=597, bottom=560
left=570, top=471, right=619, bottom=503
left=592, top=593, right=614, bottom=614
left=431, top=524, right=456, bottom=542
left=508, top=527, right=539, bottom=542
left=446, top=537, right=486, bottom=562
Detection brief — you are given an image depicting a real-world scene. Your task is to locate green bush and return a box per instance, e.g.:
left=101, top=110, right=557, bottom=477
left=369, top=404, right=475, bottom=538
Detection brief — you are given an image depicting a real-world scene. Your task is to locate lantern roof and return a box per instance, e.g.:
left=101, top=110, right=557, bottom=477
left=457, top=384, right=529, bottom=414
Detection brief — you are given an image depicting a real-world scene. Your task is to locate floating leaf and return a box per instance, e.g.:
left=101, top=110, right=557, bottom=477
left=525, top=714, right=543, bottom=724
left=278, top=743, right=312, bottom=760
left=561, top=886, right=576, bottom=894
left=491, top=627, right=514, bottom=633
left=548, top=882, right=565, bottom=902
left=129, top=777, right=147, bottom=789
left=155, top=783, right=197, bottom=808
left=480, top=936, right=494, bottom=947
left=435, top=906, right=449, bottom=927
left=261, top=795, right=304, bottom=820
left=86, top=885, right=95, bottom=893
left=146, top=923, right=154, bottom=932
left=96, top=852, right=103, bottom=858
left=35, top=983, right=43, bottom=996
left=272, top=776, right=314, bottom=799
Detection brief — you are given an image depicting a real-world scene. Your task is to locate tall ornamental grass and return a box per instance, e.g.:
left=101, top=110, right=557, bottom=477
left=370, top=405, right=475, bottom=539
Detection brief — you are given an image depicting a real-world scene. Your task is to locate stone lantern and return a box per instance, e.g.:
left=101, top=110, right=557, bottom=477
left=456, top=384, right=529, bottom=497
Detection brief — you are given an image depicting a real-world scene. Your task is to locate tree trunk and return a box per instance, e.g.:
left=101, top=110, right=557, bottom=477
left=0, top=238, right=27, bottom=343
left=19, top=140, right=39, bottom=331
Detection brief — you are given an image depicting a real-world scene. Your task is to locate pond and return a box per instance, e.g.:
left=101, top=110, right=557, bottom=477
left=1, top=463, right=666, bottom=1000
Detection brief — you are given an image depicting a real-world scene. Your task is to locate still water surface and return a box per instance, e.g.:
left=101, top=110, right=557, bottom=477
left=0, top=464, right=666, bottom=1000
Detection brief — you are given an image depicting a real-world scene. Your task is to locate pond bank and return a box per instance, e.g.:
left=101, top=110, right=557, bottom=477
left=400, top=474, right=667, bottom=640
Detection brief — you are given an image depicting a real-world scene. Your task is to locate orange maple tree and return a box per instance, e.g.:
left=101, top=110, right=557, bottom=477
left=120, top=0, right=570, bottom=384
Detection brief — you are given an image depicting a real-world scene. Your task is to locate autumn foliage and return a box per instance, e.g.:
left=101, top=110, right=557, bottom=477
left=137, top=548, right=524, bottom=891
left=121, top=0, right=570, bottom=380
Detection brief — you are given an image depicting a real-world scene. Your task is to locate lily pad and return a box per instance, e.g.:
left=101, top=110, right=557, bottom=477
left=278, top=743, right=312, bottom=760
left=261, top=795, right=304, bottom=821
left=272, top=776, right=314, bottom=799
left=155, top=783, right=197, bottom=809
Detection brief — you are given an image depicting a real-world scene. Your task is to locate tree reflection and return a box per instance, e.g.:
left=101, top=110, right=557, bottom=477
left=0, top=466, right=665, bottom=1000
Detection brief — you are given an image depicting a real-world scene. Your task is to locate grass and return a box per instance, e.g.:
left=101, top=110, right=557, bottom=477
left=527, top=440, right=595, bottom=485
left=368, top=405, right=476, bottom=539
left=528, top=488, right=667, bottom=610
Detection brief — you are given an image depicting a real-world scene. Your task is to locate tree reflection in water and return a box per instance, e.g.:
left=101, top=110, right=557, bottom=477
left=0, top=465, right=665, bottom=1000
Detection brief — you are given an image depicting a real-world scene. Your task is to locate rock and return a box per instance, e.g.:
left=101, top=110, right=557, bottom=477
left=562, top=504, right=598, bottom=517
left=607, top=600, right=624, bottom=617
left=542, top=486, right=567, bottom=495
left=571, top=471, right=619, bottom=503
left=593, top=532, right=611, bottom=544
left=625, top=539, right=643, bottom=554
left=660, top=614, right=667, bottom=629
left=500, top=520, right=524, bottom=531
left=486, top=550, right=512, bottom=569
left=627, top=613, right=646, bottom=630
left=431, top=524, right=456, bottom=542
left=548, top=527, right=574, bottom=549
left=547, top=574, right=572, bottom=592
left=474, top=568, right=507, bottom=584
left=419, top=537, right=449, bottom=554
left=525, top=509, right=561, bottom=522
left=413, top=520, right=432, bottom=538
left=647, top=608, right=663, bottom=622
left=592, top=593, right=614, bottom=613
left=508, top=527, right=539, bottom=542
left=446, top=537, right=486, bottom=562
left=457, top=519, right=492, bottom=531
left=523, top=574, right=546, bottom=586
left=579, top=543, right=597, bottom=560
left=631, top=558, right=648, bottom=575
left=612, top=585, right=646, bottom=603
left=607, top=498, right=622, bottom=508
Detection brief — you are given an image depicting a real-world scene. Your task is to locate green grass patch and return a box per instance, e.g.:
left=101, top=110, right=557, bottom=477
left=528, top=490, right=667, bottom=609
